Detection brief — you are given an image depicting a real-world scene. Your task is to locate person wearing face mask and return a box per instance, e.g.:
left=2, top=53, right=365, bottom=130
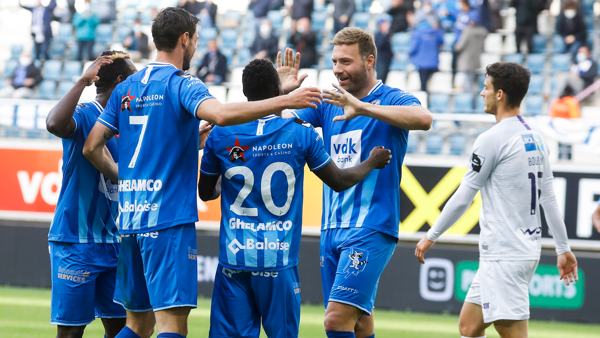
left=73, top=0, right=100, bottom=61
left=289, top=17, right=317, bottom=68
left=20, top=0, right=56, bottom=60
left=251, top=19, right=279, bottom=62
left=0, top=51, right=43, bottom=99
left=557, top=0, right=587, bottom=56
left=553, top=45, right=597, bottom=98
left=197, top=39, right=228, bottom=85
left=123, top=20, right=151, bottom=61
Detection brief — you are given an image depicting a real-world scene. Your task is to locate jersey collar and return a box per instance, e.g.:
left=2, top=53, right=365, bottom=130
left=258, top=115, right=278, bottom=121
left=367, top=80, right=384, bottom=96
left=147, top=62, right=178, bottom=69
left=90, top=101, right=103, bottom=115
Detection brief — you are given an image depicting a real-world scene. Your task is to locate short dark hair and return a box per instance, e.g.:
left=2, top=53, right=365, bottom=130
left=485, top=62, right=531, bottom=109
left=95, top=50, right=136, bottom=92
left=242, top=59, right=281, bottom=101
left=152, top=7, right=199, bottom=53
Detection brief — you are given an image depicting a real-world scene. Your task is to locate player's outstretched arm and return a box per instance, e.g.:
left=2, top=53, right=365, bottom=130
left=415, top=183, right=479, bottom=264
left=313, top=146, right=391, bottom=192
left=323, top=83, right=432, bottom=130
left=196, top=87, right=322, bottom=127
left=593, top=204, right=600, bottom=233
left=82, top=122, right=118, bottom=183
left=46, top=56, right=113, bottom=138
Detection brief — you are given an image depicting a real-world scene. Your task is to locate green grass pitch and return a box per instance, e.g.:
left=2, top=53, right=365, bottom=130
left=1, top=286, right=599, bottom=338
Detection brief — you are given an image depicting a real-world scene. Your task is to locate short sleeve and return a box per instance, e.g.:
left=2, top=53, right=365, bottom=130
left=390, top=89, right=421, bottom=107
left=302, top=124, right=331, bottom=171
left=98, top=89, right=120, bottom=132
left=462, top=133, right=500, bottom=190
left=67, top=109, right=83, bottom=139
left=178, top=76, right=215, bottom=118
left=199, top=132, right=221, bottom=176
left=293, top=107, right=322, bottom=128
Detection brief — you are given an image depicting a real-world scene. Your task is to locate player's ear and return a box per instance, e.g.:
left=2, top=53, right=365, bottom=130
left=366, top=55, right=375, bottom=69
left=181, top=32, right=189, bottom=48
left=115, top=75, right=125, bottom=84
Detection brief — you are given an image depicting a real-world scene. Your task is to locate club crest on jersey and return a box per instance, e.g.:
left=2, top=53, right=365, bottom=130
left=343, top=248, right=369, bottom=278
left=121, top=89, right=136, bottom=112
left=470, top=153, right=485, bottom=173
left=521, top=134, right=545, bottom=152
left=225, top=138, right=250, bottom=163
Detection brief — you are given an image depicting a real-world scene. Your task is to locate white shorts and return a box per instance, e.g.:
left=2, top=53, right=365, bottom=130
left=465, top=260, right=539, bottom=323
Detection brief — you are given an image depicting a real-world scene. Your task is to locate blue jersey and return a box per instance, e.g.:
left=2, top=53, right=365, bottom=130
left=49, top=101, right=119, bottom=243
left=200, top=116, right=331, bottom=271
left=293, top=81, right=420, bottom=238
left=98, top=62, right=214, bottom=234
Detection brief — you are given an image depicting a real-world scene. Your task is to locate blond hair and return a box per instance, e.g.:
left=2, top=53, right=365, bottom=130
left=330, top=27, right=377, bottom=61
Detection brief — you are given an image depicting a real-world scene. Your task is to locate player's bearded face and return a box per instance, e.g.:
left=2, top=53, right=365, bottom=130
left=332, top=45, right=369, bottom=94
left=182, top=30, right=198, bottom=71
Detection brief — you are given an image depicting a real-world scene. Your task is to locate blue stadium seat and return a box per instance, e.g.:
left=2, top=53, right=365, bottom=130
left=406, top=135, right=419, bottom=153
left=526, top=95, right=544, bottom=116
left=38, top=80, right=57, bottom=100
left=312, top=11, right=328, bottom=31
left=50, top=42, right=66, bottom=59
left=93, top=43, right=108, bottom=59
left=503, top=53, right=523, bottom=64
left=528, top=75, right=544, bottom=95
left=56, top=23, right=73, bottom=44
left=352, top=12, right=370, bottom=30
left=224, top=10, right=242, bottom=24
left=532, top=34, right=547, bottom=53
left=449, top=134, right=466, bottom=155
left=526, top=54, right=545, bottom=74
left=551, top=54, right=571, bottom=73
left=243, top=29, right=256, bottom=48
left=323, top=51, right=334, bottom=69
left=389, top=53, right=408, bottom=71
left=425, top=134, right=444, bottom=154
left=140, top=8, right=152, bottom=25
left=585, top=14, right=595, bottom=31
left=478, top=74, right=486, bottom=91
left=550, top=76, right=561, bottom=94
left=58, top=80, right=75, bottom=97
left=453, top=93, right=474, bottom=114
left=199, top=27, right=218, bottom=45
left=11, top=45, right=23, bottom=59
left=117, top=26, right=132, bottom=41
left=475, top=96, right=485, bottom=112
left=551, top=34, right=566, bottom=53
left=95, top=24, right=114, bottom=43
left=221, top=48, right=234, bottom=67
left=3, top=59, right=18, bottom=77
left=443, top=33, right=455, bottom=52
left=68, top=43, right=79, bottom=60
left=221, top=29, right=238, bottom=50
left=121, top=7, right=138, bottom=24
left=237, top=48, right=252, bottom=66
left=63, top=61, right=82, bottom=80
left=267, top=10, right=283, bottom=31
left=428, top=93, right=450, bottom=113
left=42, top=60, right=62, bottom=81
left=582, top=0, right=595, bottom=13
left=391, top=32, right=411, bottom=53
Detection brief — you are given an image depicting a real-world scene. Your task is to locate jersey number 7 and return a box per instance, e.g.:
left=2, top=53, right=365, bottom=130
left=128, top=116, right=149, bottom=168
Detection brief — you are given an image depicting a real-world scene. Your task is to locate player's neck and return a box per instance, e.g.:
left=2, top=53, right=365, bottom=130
left=495, top=107, right=520, bottom=123
left=352, top=75, right=378, bottom=100
left=155, top=51, right=183, bottom=70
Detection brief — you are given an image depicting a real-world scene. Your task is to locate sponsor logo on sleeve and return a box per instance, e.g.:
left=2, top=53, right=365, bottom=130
left=470, top=153, right=485, bottom=173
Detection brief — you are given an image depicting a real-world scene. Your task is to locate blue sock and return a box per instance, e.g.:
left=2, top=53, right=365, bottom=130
left=157, top=333, right=186, bottom=338
left=326, top=332, right=356, bottom=338
left=115, top=326, right=141, bottom=338
left=366, top=335, right=375, bottom=338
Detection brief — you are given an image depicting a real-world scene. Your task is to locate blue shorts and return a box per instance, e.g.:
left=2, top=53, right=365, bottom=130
left=320, top=228, right=397, bottom=315
left=49, top=241, right=126, bottom=326
left=114, top=223, right=198, bottom=312
left=209, top=264, right=301, bottom=338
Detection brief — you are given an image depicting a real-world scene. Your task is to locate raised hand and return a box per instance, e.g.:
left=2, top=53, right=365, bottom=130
left=323, top=83, right=365, bottom=122
left=557, top=251, right=578, bottom=286
left=368, top=146, right=392, bottom=169
left=277, top=48, right=308, bottom=94
left=415, top=236, right=435, bottom=264
left=199, top=122, right=213, bottom=150
left=286, top=87, right=323, bottom=109
left=81, top=56, right=113, bottom=86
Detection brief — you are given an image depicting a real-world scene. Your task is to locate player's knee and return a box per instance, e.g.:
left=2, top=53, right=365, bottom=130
left=324, top=312, right=353, bottom=332
left=57, top=325, right=85, bottom=338
left=458, top=320, right=483, bottom=337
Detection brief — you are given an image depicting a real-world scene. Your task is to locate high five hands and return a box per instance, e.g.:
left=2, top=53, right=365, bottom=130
left=323, top=83, right=365, bottom=122
left=276, top=48, right=308, bottom=94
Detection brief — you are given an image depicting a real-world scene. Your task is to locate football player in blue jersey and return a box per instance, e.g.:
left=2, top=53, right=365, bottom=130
left=287, top=28, right=433, bottom=338
left=45, top=51, right=137, bottom=338
left=197, top=57, right=392, bottom=338
left=82, top=7, right=324, bottom=338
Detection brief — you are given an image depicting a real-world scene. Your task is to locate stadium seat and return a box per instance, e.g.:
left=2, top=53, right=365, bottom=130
left=221, top=48, right=234, bottom=67
left=391, top=32, right=411, bottom=54
left=4, top=59, right=18, bottom=77
left=58, top=80, right=75, bottom=98
left=551, top=54, right=571, bottom=73
left=38, top=80, right=57, bottom=100
left=50, top=42, right=66, bottom=59
left=352, top=12, right=370, bottom=30
left=56, top=23, right=73, bottom=44
left=428, top=93, right=450, bottom=113
left=317, top=69, right=338, bottom=90
left=406, top=72, right=421, bottom=92
left=532, top=34, right=547, bottom=53
left=237, top=48, right=252, bottom=66
left=311, top=11, right=328, bottom=31
left=425, top=134, right=444, bottom=154
left=93, top=43, right=108, bottom=59
left=229, top=67, right=244, bottom=86
left=199, top=27, right=218, bottom=45
left=585, top=15, right=595, bottom=31
left=582, top=0, right=595, bottom=12
left=10, top=45, right=23, bottom=59
left=243, top=29, right=256, bottom=48
left=406, top=134, right=419, bottom=153
left=224, top=10, right=242, bottom=25
left=413, top=90, right=428, bottom=108
left=220, top=29, right=238, bottom=50
left=453, top=93, right=474, bottom=114
left=384, top=71, right=406, bottom=89
left=438, top=52, right=453, bottom=72
left=389, top=53, right=408, bottom=71
left=484, top=33, right=503, bottom=54
left=528, top=75, right=544, bottom=95
left=525, top=95, right=544, bottom=116
left=117, top=26, right=132, bottom=42
left=475, top=96, right=485, bottom=112
left=42, top=60, right=63, bottom=81
left=478, top=74, right=486, bottom=91
left=68, top=43, right=79, bottom=60
left=36, top=104, right=53, bottom=129
left=226, top=87, right=246, bottom=103
left=0, top=105, right=16, bottom=126
left=503, top=34, right=517, bottom=54
left=267, top=10, right=283, bottom=31
left=15, top=105, right=36, bottom=129
left=480, top=53, right=501, bottom=70
left=550, top=76, right=561, bottom=94
left=503, top=53, right=523, bottom=64
left=140, top=8, right=152, bottom=25
left=323, top=51, right=334, bottom=69
left=551, top=34, right=566, bottom=53
left=298, top=68, right=318, bottom=88
left=95, top=24, right=114, bottom=44
left=526, top=54, right=546, bottom=74
left=63, top=61, right=82, bottom=80
left=121, top=7, right=139, bottom=24
left=428, top=72, right=453, bottom=94
left=443, top=33, right=455, bottom=52
left=207, top=85, right=227, bottom=103
left=449, top=134, right=466, bottom=155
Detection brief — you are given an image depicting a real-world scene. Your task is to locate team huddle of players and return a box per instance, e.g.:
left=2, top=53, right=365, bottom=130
left=46, top=6, right=578, bottom=338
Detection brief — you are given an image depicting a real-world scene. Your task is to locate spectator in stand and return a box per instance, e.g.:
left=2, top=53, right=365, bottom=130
left=73, top=0, right=100, bottom=61
left=198, top=8, right=214, bottom=28
left=21, top=0, right=56, bottom=60
left=510, top=0, right=542, bottom=53
left=409, top=19, right=444, bottom=92
left=289, top=17, right=317, bottom=68
left=251, top=19, right=279, bottom=62
left=557, top=0, right=587, bottom=56
left=197, top=39, right=228, bottom=85
left=454, top=17, right=487, bottom=93
left=332, top=0, right=355, bottom=34
left=412, top=0, right=439, bottom=28
left=549, top=85, right=581, bottom=119
left=178, top=0, right=200, bottom=15
left=452, top=0, right=480, bottom=77
left=375, top=18, right=393, bottom=84
left=0, top=51, right=43, bottom=99
left=292, top=0, right=313, bottom=27
left=198, top=1, right=217, bottom=24
left=554, top=45, right=597, bottom=97
left=123, top=20, right=151, bottom=61
left=249, top=0, right=270, bottom=22
left=388, top=0, right=414, bottom=33
left=54, top=0, right=76, bottom=23
left=434, top=0, right=459, bottom=32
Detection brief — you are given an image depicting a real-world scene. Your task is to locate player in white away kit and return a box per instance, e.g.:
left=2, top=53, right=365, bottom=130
left=415, top=63, right=578, bottom=338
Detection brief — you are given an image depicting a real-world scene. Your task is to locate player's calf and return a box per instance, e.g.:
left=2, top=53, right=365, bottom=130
left=493, top=320, right=528, bottom=338
left=324, top=301, right=362, bottom=333
left=57, top=325, right=86, bottom=338
left=101, top=317, right=127, bottom=338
